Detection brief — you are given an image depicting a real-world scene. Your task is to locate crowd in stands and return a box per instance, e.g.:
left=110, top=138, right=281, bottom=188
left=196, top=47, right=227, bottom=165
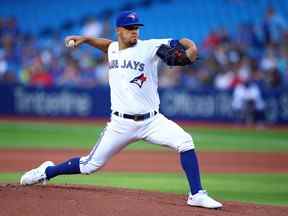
left=159, top=7, right=288, bottom=91
left=0, top=15, right=112, bottom=87
left=0, top=7, right=287, bottom=91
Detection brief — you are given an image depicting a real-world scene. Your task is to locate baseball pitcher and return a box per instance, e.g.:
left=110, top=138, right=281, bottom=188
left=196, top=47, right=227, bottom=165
left=20, top=11, right=222, bottom=209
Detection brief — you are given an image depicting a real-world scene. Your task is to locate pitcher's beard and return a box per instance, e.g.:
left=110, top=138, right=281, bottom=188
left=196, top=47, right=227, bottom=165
left=129, top=38, right=137, bottom=46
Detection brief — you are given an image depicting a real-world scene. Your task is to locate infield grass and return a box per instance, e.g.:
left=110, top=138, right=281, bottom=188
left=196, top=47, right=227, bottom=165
left=0, top=121, right=288, bottom=152
left=1, top=172, right=288, bottom=206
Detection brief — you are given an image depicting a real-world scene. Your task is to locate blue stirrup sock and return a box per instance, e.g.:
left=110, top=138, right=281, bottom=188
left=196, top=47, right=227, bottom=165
left=180, top=149, right=203, bottom=195
left=45, top=157, right=81, bottom=180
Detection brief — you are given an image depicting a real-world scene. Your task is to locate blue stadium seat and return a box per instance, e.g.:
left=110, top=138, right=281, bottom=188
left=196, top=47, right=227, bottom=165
left=1, top=0, right=286, bottom=43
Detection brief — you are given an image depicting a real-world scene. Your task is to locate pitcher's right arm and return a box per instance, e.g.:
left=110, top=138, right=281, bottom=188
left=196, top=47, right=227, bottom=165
left=65, top=35, right=112, bottom=53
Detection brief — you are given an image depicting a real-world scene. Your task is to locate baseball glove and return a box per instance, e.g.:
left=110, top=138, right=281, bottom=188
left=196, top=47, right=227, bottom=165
left=156, top=43, right=193, bottom=66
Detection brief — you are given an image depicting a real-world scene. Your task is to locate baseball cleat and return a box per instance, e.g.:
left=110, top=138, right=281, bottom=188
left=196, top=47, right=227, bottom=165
left=187, top=190, right=223, bottom=209
left=20, top=161, right=55, bottom=185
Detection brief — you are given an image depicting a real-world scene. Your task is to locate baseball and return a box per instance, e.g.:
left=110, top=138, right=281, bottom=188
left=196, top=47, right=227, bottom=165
left=67, top=39, right=75, bottom=48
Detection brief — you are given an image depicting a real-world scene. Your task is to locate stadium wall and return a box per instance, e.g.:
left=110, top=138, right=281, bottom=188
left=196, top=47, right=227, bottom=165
left=0, top=84, right=287, bottom=124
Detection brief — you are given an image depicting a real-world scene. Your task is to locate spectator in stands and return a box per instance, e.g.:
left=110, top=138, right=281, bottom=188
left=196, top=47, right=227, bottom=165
left=203, top=31, right=221, bottom=49
left=264, top=68, right=282, bottom=89
left=260, top=43, right=277, bottom=71
left=81, top=17, right=104, bottom=38
left=276, top=45, right=288, bottom=86
left=0, top=48, right=8, bottom=80
left=204, top=28, right=231, bottom=50
left=232, top=79, right=265, bottom=126
left=1, top=17, right=19, bottom=37
left=47, top=56, right=64, bottom=86
left=236, top=23, right=262, bottom=50
left=180, top=66, right=203, bottom=90
left=213, top=44, right=229, bottom=66
left=214, top=69, right=234, bottom=90
left=0, top=48, right=16, bottom=83
left=193, top=66, right=214, bottom=89
left=58, top=59, right=80, bottom=86
left=0, top=26, right=19, bottom=83
left=235, top=57, right=251, bottom=83
left=260, top=43, right=282, bottom=89
left=262, top=6, right=288, bottom=44
left=158, top=66, right=182, bottom=88
left=29, top=56, right=53, bottom=87
left=99, top=17, right=113, bottom=39
left=94, top=56, right=109, bottom=86
left=249, top=59, right=264, bottom=87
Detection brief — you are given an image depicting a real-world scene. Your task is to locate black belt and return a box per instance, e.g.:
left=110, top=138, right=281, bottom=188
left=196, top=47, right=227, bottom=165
left=113, top=111, right=157, bottom=121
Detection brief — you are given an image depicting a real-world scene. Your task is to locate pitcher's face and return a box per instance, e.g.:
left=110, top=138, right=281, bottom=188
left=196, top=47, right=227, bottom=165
left=117, top=25, right=140, bottom=47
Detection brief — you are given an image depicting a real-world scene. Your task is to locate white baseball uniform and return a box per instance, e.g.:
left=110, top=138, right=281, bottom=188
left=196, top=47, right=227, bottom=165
left=79, top=39, right=194, bottom=174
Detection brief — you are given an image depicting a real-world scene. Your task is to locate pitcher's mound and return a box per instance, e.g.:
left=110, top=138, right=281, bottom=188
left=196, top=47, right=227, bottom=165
left=1, top=184, right=287, bottom=216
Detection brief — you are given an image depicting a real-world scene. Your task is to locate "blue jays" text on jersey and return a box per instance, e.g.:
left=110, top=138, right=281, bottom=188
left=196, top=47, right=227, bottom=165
left=109, top=59, right=145, bottom=72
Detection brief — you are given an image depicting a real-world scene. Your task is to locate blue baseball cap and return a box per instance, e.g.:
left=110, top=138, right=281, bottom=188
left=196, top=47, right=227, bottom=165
left=116, top=11, right=144, bottom=27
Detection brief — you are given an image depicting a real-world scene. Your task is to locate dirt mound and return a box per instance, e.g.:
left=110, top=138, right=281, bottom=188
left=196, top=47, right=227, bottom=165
left=1, top=184, right=287, bottom=216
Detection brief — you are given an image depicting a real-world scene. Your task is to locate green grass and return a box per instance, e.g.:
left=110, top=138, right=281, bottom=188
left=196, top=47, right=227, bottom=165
left=0, top=121, right=288, bottom=152
left=1, top=120, right=287, bottom=206
left=1, top=172, right=288, bottom=206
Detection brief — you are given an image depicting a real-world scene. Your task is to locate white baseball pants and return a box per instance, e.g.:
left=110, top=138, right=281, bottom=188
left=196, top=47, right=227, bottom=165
left=79, top=113, right=194, bottom=174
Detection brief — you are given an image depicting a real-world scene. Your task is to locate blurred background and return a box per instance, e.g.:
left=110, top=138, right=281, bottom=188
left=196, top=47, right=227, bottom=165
left=0, top=0, right=288, bottom=125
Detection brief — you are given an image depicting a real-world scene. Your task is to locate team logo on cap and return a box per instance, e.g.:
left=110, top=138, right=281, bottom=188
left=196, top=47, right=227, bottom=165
left=130, top=73, right=147, bottom=88
left=127, top=13, right=136, bottom=20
